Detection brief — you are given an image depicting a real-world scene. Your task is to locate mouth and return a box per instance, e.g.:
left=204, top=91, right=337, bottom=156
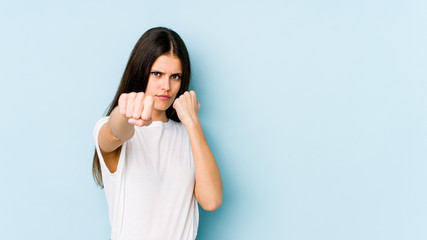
left=156, top=95, right=171, bottom=100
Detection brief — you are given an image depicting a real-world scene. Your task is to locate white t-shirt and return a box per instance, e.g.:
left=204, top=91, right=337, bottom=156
left=93, top=116, right=199, bottom=240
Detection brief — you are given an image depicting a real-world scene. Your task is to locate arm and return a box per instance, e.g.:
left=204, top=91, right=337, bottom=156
left=97, top=93, right=155, bottom=173
left=173, top=90, right=223, bottom=211
left=185, top=118, right=223, bottom=212
left=100, top=92, right=154, bottom=153
left=98, top=106, right=135, bottom=153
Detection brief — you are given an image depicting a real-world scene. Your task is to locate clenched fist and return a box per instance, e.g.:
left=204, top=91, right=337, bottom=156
left=118, top=92, right=154, bottom=127
left=173, top=90, right=200, bottom=126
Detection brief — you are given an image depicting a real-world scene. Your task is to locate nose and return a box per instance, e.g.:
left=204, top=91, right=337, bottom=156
left=161, top=76, right=170, bottom=91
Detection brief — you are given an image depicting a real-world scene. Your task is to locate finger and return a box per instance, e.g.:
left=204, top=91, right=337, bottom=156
left=175, top=92, right=183, bottom=101
left=118, top=94, right=128, bottom=115
left=133, top=118, right=144, bottom=127
left=126, top=92, right=137, bottom=118
left=133, top=118, right=152, bottom=127
left=133, top=92, right=145, bottom=119
left=173, top=98, right=179, bottom=109
left=141, top=95, right=154, bottom=120
left=184, top=91, right=191, bottom=103
left=143, top=118, right=152, bottom=126
left=190, top=90, right=198, bottom=103
left=128, top=118, right=136, bottom=125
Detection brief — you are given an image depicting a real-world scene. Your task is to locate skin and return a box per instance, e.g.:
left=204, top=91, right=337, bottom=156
left=100, top=52, right=223, bottom=211
left=125, top=52, right=183, bottom=124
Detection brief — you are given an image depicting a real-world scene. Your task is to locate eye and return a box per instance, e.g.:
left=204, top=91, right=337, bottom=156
left=171, top=74, right=181, bottom=80
left=151, top=72, right=161, bottom=77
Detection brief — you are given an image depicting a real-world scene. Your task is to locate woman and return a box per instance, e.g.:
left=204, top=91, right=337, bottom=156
left=92, top=27, right=223, bottom=240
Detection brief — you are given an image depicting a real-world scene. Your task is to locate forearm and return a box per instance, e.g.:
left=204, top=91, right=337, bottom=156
left=185, top=118, right=223, bottom=211
left=109, top=106, right=135, bottom=142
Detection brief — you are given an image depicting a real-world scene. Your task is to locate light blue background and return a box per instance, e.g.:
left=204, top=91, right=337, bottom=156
left=1, top=1, right=426, bottom=239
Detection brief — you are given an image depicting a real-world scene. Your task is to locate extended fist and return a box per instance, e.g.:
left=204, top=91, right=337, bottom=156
left=173, top=90, right=200, bottom=126
left=118, top=92, right=154, bottom=127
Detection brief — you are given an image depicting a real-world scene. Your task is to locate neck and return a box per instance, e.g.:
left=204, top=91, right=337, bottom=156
left=151, top=109, right=168, bottom=122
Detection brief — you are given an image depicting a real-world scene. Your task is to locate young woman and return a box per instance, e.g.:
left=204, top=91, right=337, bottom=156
left=92, top=27, right=223, bottom=240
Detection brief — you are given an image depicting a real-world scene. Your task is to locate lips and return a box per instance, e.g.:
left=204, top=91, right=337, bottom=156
left=156, top=95, right=171, bottom=100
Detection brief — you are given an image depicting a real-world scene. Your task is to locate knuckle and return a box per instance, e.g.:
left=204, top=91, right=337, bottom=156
left=127, top=96, right=133, bottom=103
left=119, top=94, right=127, bottom=102
left=136, top=92, right=144, bottom=99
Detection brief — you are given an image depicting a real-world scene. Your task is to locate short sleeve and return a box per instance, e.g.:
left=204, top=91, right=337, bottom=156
left=92, top=116, right=127, bottom=177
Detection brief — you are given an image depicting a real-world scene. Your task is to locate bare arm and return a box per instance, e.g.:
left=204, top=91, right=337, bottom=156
left=99, top=92, right=154, bottom=153
left=173, top=90, right=223, bottom=212
left=186, top=118, right=223, bottom=212
left=97, top=92, right=153, bottom=173
left=98, top=106, right=135, bottom=154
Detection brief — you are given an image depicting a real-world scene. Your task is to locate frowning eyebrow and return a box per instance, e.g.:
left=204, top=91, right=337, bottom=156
left=151, top=69, right=182, bottom=75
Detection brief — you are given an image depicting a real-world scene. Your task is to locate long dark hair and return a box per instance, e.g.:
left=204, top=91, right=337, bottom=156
left=92, top=27, right=191, bottom=188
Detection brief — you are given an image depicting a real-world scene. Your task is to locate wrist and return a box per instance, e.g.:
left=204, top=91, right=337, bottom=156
left=109, top=106, right=135, bottom=141
left=182, top=115, right=200, bottom=128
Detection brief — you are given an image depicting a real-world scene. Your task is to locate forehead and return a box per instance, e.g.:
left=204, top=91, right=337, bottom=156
left=151, top=54, right=182, bottom=73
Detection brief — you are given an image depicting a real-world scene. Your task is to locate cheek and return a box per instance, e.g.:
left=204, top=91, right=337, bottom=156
left=171, top=82, right=181, bottom=95
left=145, top=79, right=156, bottom=94
left=173, top=81, right=181, bottom=93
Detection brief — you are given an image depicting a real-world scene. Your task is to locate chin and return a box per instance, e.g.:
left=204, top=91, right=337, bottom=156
left=154, top=103, right=171, bottom=111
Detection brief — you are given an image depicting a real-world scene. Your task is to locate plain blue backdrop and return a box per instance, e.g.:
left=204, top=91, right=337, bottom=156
left=1, top=0, right=426, bottom=239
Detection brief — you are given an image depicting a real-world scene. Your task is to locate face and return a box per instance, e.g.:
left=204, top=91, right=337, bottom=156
left=145, top=53, right=183, bottom=113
